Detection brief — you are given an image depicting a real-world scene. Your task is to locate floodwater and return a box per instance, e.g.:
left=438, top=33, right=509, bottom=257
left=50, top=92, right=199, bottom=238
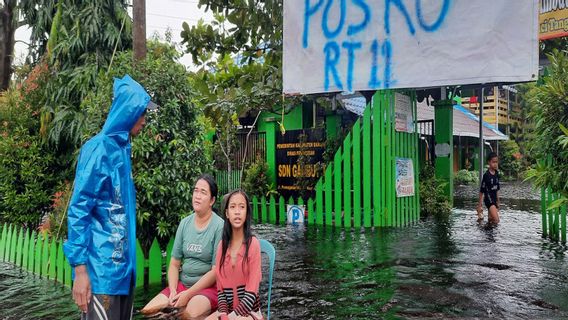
left=1, top=198, right=567, bottom=319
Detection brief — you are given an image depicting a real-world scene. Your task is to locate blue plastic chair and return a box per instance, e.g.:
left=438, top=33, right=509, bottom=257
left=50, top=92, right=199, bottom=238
left=259, top=239, right=275, bottom=320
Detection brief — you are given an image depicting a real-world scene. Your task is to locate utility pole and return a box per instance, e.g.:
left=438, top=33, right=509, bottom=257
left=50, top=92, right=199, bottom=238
left=133, top=0, right=146, bottom=62
left=479, top=86, right=484, bottom=183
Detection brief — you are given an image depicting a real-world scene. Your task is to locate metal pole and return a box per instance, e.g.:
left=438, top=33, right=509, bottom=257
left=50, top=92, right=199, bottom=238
left=479, top=86, right=484, bottom=183
left=495, top=86, right=499, bottom=156
left=507, top=88, right=511, bottom=136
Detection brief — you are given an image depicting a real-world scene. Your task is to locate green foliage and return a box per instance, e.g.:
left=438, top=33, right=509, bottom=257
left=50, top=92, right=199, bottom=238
left=20, top=0, right=132, bottom=65
left=19, top=0, right=132, bottom=150
left=241, top=160, right=270, bottom=198
left=79, top=41, right=212, bottom=250
left=0, top=90, right=56, bottom=228
left=420, top=165, right=452, bottom=218
left=525, top=50, right=568, bottom=204
left=498, top=140, right=522, bottom=179
left=454, top=169, right=479, bottom=186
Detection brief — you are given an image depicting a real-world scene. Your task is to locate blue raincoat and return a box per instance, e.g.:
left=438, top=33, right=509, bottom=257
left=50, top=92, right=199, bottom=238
left=63, top=75, right=150, bottom=295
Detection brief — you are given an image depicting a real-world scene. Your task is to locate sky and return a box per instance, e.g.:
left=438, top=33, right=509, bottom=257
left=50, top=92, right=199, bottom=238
left=13, top=0, right=213, bottom=69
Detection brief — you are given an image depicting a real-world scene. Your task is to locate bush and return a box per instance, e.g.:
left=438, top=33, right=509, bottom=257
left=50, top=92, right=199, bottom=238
left=242, top=159, right=270, bottom=198
left=0, top=129, right=56, bottom=228
left=454, top=169, right=479, bottom=186
left=525, top=50, right=568, bottom=206
left=499, top=140, right=522, bottom=179
left=77, top=41, right=212, bottom=251
left=420, top=165, right=452, bottom=217
left=0, top=90, right=57, bottom=228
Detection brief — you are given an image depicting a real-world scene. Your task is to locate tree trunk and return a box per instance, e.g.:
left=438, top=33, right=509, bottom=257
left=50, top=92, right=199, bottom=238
left=133, top=0, right=146, bottom=62
left=239, top=110, right=262, bottom=184
left=0, top=1, right=16, bottom=91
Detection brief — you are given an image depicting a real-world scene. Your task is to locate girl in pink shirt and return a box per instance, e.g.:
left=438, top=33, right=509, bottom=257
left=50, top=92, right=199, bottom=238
left=206, top=190, right=263, bottom=320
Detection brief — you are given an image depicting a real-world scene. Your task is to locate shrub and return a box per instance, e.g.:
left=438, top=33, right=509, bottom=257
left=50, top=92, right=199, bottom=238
left=242, top=159, right=270, bottom=198
left=420, top=165, right=452, bottom=218
left=499, top=140, right=522, bottom=179
left=454, top=169, right=479, bottom=186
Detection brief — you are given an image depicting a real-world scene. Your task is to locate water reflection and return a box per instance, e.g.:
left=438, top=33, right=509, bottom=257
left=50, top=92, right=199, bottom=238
left=1, top=198, right=567, bottom=319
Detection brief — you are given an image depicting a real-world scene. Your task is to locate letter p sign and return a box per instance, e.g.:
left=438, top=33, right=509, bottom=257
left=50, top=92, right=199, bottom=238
left=287, top=205, right=306, bottom=225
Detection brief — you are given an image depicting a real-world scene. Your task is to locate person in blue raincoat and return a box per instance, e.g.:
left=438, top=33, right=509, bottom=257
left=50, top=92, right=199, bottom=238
left=64, top=75, right=157, bottom=319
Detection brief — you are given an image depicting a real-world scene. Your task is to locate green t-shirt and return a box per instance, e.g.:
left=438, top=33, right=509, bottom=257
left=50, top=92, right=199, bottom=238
left=172, top=212, right=224, bottom=287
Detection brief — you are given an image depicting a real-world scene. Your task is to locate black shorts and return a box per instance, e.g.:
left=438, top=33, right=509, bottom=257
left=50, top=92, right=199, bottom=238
left=484, top=200, right=498, bottom=210
left=81, top=293, right=134, bottom=320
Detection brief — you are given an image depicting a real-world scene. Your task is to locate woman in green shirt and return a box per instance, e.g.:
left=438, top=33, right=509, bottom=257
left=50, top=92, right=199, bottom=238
left=142, top=174, right=224, bottom=318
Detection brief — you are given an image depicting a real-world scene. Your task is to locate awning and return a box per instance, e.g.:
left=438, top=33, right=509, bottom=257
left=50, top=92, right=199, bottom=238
left=417, top=102, right=508, bottom=141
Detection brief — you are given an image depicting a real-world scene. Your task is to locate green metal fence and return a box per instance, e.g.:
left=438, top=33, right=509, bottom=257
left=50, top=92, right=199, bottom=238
left=541, top=187, right=567, bottom=243
left=217, top=91, right=420, bottom=229
left=311, top=91, right=420, bottom=228
left=0, top=222, right=176, bottom=289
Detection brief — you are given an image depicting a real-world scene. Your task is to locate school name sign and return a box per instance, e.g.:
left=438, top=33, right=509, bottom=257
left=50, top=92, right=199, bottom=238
left=283, top=0, right=539, bottom=95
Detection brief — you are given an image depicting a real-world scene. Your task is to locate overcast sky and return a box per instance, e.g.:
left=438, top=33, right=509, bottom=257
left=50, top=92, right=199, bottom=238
left=14, top=0, right=213, bottom=69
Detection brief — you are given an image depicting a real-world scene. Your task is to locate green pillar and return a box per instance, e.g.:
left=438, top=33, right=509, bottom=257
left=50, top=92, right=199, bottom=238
left=434, top=100, right=454, bottom=204
left=265, top=119, right=278, bottom=187
left=326, top=113, right=339, bottom=140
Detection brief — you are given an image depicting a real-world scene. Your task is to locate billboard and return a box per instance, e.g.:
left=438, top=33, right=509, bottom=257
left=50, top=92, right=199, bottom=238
left=284, top=0, right=539, bottom=94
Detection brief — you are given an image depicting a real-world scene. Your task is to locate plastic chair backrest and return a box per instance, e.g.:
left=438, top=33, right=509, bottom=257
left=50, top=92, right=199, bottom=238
left=259, top=239, right=275, bottom=320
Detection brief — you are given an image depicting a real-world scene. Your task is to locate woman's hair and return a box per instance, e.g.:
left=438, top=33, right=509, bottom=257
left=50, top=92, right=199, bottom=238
left=219, top=189, right=253, bottom=273
left=194, top=173, right=218, bottom=201
left=486, top=152, right=498, bottom=163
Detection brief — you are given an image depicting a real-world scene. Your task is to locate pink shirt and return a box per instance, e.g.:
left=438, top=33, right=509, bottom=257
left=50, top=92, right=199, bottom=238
left=214, top=236, right=263, bottom=319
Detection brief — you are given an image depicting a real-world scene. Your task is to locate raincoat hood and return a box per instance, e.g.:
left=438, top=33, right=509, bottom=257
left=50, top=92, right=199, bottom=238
left=102, top=75, right=151, bottom=140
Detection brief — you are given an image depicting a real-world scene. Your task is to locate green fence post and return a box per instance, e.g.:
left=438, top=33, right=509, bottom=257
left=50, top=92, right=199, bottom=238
left=562, top=204, right=567, bottom=243
left=64, top=255, right=72, bottom=287
left=556, top=194, right=561, bottom=240
left=261, top=196, right=268, bottom=223
left=148, top=239, right=162, bottom=285
left=288, top=196, right=295, bottom=208
left=22, top=229, right=30, bottom=270
left=325, top=165, right=333, bottom=226
left=308, top=198, right=315, bottom=225
left=166, top=238, right=174, bottom=271
left=42, top=234, right=50, bottom=277
left=316, top=181, right=324, bottom=225
left=0, top=223, right=7, bottom=262
left=28, top=231, right=36, bottom=273
left=35, top=233, right=43, bottom=276
left=363, top=105, right=372, bottom=228
left=353, top=120, right=362, bottom=228
left=386, top=92, right=394, bottom=227
left=548, top=189, right=554, bottom=240
left=6, top=224, right=13, bottom=262
left=252, top=196, right=259, bottom=223
left=48, top=238, right=57, bottom=280
left=343, top=132, right=352, bottom=228
left=372, top=94, right=382, bottom=227
left=334, top=148, right=342, bottom=228
left=57, top=241, right=64, bottom=284
left=15, top=226, right=24, bottom=267
left=135, top=240, right=145, bottom=288
left=279, top=195, right=286, bottom=225
left=541, top=187, right=547, bottom=238
left=0, top=223, right=6, bottom=261
left=269, top=195, right=277, bottom=224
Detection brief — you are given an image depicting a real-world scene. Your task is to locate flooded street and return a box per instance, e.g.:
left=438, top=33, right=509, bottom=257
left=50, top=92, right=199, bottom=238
left=1, top=198, right=567, bottom=319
